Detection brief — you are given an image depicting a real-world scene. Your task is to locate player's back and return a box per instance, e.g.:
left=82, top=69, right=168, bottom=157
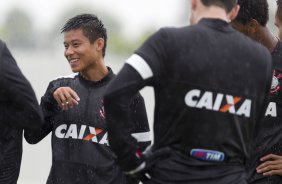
left=135, top=18, right=272, bottom=183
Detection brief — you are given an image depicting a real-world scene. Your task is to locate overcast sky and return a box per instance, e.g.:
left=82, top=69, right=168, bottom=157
left=0, top=0, right=187, bottom=37
left=0, top=0, right=278, bottom=37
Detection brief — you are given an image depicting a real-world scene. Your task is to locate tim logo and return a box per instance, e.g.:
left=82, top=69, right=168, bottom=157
left=55, top=124, right=109, bottom=146
left=184, top=89, right=252, bottom=117
left=190, top=149, right=225, bottom=162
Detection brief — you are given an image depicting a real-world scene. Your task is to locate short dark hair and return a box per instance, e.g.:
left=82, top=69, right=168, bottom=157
left=201, top=0, right=237, bottom=13
left=235, top=0, right=269, bottom=26
left=277, top=0, right=282, bottom=22
left=61, top=14, right=107, bottom=57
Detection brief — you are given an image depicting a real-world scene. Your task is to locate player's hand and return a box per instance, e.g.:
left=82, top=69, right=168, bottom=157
left=53, top=87, right=80, bottom=111
left=125, top=147, right=171, bottom=182
left=256, top=154, right=282, bottom=176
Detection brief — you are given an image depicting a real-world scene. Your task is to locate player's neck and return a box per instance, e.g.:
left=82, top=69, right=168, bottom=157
left=258, top=27, right=278, bottom=53
left=195, top=6, right=229, bottom=23
left=80, top=60, right=109, bottom=82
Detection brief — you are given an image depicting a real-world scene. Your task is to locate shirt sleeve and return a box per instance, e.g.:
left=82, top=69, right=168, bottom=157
left=127, top=28, right=169, bottom=84
left=129, top=93, right=151, bottom=151
left=24, top=81, right=60, bottom=144
left=105, top=65, right=150, bottom=172
left=104, top=29, right=169, bottom=172
left=0, top=41, right=43, bottom=130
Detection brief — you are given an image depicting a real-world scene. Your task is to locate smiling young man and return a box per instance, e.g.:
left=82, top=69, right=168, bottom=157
left=24, top=14, right=151, bottom=184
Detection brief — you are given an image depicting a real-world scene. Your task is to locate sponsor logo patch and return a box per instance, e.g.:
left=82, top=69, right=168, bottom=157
left=55, top=124, right=109, bottom=146
left=190, top=149, right=225, bottom=162
left=184, top=89, right=252, bottom=117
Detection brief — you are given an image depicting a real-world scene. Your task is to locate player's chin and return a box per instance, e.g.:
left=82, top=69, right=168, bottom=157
left=71, top=67, right=80, bottom=73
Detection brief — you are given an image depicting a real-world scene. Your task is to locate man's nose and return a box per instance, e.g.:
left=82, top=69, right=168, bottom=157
left=65, top=46, right=75, bottom=56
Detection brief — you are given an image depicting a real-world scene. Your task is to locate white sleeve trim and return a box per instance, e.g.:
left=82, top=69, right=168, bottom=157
left=126, top=54, right=153, bottom=80
left=131, top=131, right=151, bottom=142
left=55, top=73, right=78, bottom=80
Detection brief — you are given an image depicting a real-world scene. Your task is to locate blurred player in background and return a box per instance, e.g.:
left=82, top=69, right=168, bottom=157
left=232, top=0, right=282, bottom=183
left=0, top=39, right=43, bottom=184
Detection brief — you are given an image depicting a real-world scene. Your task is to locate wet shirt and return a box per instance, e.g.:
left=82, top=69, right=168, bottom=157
left=0, top=40, right=43, bottom=184
left=104, top=19, right=272, bottom=183
left=24, top=68, right=151, bottom=184
left=248, top=42, right=282, bottom=184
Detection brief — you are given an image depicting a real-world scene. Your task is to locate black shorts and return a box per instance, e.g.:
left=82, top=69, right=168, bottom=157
left=144, top=149, right=247, bottom=184
left=250, top=176, right=282, bottom=184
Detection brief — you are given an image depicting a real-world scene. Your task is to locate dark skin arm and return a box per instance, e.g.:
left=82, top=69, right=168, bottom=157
left=256, top=154, right=282, bottom=176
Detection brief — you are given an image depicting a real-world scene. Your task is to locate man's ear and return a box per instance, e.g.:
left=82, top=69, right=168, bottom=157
left=229, top=5, right=240, bottom=21
left=247, top=19, right=260, bottom=34
left=95, top=38, right=105, bottom=52
left=191, top=0, right=197, bottom=11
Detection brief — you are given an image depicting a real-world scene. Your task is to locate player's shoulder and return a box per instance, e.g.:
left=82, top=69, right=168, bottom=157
left=0, top=40, right=8, bottom=61
left=248, top=37, right=270, bottom=59
left=0, top=39, right=5, bottom=50
left=157, top=23, right=212, bottom=43
left=233, top=31, right=270, bottom=59
left=232, top=30, right=262, bottom=48
left=150, top=26, right=196, bottom=46
left=157, top=25, right=195, bottom=36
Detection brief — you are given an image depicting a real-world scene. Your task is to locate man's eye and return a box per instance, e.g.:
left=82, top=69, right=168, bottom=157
left=73, top=43, right=80, bottom=47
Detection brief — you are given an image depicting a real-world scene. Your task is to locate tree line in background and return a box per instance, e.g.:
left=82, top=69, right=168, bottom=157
left=0, top=5, right=156, bottom=56
left=0, top=1, right=278, bottom=57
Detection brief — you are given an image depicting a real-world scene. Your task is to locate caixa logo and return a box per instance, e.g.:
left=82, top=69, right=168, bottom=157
left=55, top=124, right=109, bottom=146
left=184, top=89, right=252, bottom=117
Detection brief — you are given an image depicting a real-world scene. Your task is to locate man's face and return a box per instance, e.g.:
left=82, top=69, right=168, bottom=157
left=275, top=14, right=282, bottom=40
left=63, top=29, right=98, bottom=73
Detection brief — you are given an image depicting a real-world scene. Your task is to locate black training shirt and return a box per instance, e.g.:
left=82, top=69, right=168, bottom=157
left=25, top=68, right=151, bottom=184
left=0, top=40, right=43, bottom=184
left=105, top=19, right=272, bottom=184
left=248, top=41, right=282, bottom=184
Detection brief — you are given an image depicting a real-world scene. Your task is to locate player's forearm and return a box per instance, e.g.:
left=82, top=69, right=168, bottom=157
left=105, top=94, right=144, bottom=172
left=24, top=119, right=52, bottom=144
